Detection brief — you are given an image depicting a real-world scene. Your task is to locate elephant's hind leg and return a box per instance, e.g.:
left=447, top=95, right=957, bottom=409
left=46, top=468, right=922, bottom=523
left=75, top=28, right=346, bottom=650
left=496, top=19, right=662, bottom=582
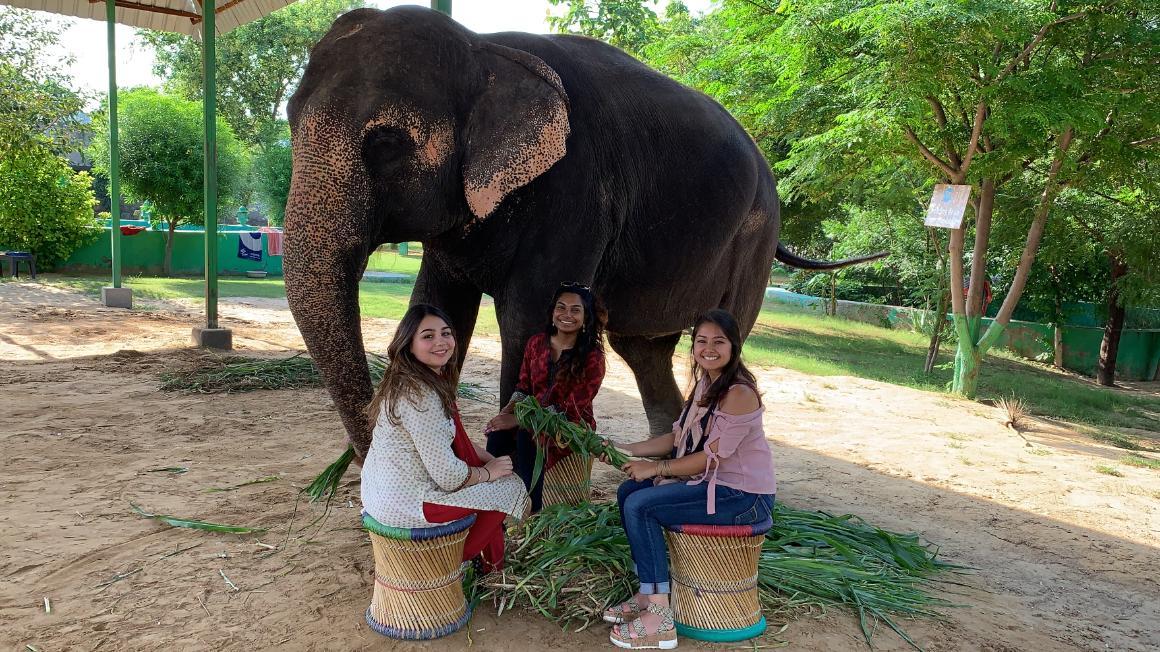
left=607, top=332, right=684, bottom=435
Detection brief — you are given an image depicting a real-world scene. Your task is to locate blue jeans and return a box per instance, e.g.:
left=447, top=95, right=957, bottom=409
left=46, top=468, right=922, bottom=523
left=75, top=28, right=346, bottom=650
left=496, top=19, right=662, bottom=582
left=617, top=478, right=774, bottom=595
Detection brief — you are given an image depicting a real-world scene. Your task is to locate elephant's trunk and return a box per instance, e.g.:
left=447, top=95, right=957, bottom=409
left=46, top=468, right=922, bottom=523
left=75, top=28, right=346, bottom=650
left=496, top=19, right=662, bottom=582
left=284, top=112, right=376, bottom=457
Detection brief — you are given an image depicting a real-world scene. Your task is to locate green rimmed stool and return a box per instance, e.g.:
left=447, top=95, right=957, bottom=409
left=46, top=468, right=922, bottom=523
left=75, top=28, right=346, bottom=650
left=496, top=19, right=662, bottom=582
left=363, top=512, right=475, bottom=640
left=663, top=514, right=773, bottom=642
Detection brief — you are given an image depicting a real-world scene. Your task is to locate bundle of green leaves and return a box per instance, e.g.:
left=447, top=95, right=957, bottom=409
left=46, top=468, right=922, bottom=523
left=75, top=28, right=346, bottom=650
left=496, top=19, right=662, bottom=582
left=512, top=396, right=631, bottom=488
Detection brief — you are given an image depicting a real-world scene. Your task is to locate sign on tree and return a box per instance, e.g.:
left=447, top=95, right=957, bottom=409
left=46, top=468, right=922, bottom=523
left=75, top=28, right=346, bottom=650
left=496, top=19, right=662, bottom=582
left=924, top=184, right=971, bottom=229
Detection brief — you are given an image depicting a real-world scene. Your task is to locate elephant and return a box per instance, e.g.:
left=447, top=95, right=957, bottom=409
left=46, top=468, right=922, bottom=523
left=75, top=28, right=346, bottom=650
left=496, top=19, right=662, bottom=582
left=283, top=6, right=885, bottom=458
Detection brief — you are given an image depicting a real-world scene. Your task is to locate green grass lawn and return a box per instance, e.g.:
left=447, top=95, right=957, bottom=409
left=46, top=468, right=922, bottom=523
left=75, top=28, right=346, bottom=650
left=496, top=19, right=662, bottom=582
left=45, top=274, right=500, bottom=335
left=40, top=274, right=1157, bottom=441
left=746, top=303, right=1159, bottom=440
left=365, top=249, right=422, bottom=276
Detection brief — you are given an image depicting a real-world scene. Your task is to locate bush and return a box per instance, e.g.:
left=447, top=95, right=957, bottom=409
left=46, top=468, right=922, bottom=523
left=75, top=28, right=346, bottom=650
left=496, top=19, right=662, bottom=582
left=0, top=145, right=100, bottom=268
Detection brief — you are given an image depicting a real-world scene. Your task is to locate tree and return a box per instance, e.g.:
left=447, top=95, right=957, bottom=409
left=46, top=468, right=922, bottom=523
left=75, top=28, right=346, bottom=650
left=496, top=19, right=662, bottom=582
left=140, top=0, right=362, bottom=148
left=0, top=146, right=100, bottom=269
left=251, top=122, right=293, bottom=226
left=988, top=187, right=1106, bottom=368
left=89, top=89, right=249, bottom=276
left=736, top=0, right=1159, bottom=398
left=1053, top=186, right=1158, bottom=385
left=0, top=7, right=88, bottom=158
left=548, top=0, right=664, bottom=57
left=0, top=8, right=99, bottom=269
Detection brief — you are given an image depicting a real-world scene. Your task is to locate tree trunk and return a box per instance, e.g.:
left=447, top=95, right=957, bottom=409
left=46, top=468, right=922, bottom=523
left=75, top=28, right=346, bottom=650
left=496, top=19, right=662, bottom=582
left=828, top=273, right=837, bottom=316
left=1049, top=264, right=1065, bottom=368
left=1097, top=254, right=1128, bottom=386
left=164, top=220, right=178, bottom=277
left=949, top=179, right=994, bottom=399
left=925, top=289, right=949, bottom=374
left=965, top=178, right=994, bottom=318
left=924, top=228, right=948, bottom=374
left=1054, top=325, right=1064, bottom=368
left=951, top=315, right=984, bottom=395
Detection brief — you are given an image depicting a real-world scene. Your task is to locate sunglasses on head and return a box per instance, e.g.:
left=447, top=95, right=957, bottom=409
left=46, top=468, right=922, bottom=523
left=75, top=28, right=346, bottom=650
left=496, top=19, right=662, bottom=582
left=558, top=281, right=592, bottom=292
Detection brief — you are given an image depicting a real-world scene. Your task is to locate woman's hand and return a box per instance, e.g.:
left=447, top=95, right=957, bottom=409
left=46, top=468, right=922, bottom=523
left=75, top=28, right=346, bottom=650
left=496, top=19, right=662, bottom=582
left=485, top=413, right=519, bottom=433
left=621, top=460, right=659, bottom=482
left=598, top=438, right=629, bottom=465
left=472, top=443, right=494, bottom=464
left=483, top=455, right=514, bottom=481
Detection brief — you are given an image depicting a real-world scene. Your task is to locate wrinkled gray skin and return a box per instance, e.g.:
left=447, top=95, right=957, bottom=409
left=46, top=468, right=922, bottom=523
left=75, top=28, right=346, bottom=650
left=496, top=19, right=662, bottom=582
left=284, top=7, right=884, bottom=457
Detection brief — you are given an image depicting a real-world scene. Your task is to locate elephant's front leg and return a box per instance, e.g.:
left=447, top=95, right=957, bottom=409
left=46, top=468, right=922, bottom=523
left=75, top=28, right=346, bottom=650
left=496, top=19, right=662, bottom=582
left=608, top=332, right=684, bottom=435
left=411, top=261, right=483, bottom=371
left=492, top=294, right=546, bottom=409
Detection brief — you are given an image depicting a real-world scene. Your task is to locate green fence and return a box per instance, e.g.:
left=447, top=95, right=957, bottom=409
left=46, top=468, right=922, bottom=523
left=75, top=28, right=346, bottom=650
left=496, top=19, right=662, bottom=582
left=61, top=227, right=283, bottom=277
left=765, top=288, right=1160, bottom=381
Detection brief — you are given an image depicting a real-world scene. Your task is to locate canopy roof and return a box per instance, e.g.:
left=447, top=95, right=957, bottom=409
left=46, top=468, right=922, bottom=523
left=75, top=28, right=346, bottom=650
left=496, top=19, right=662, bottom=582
left=2, top=0, right=296, bottom=37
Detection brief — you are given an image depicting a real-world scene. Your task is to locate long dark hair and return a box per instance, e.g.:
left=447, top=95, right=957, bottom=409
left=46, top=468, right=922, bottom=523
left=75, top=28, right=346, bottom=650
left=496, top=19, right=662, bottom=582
left=366, top=304, right=460, bottom=428
left=545, top=282, right=606, bottom=382
left=688, top=309, right=760, bottom=408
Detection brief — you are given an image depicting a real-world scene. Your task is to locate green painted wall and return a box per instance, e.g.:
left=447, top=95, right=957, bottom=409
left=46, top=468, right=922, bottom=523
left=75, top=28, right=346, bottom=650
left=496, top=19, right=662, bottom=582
left=62, top=228, right=283, bottom=277
left=765, top=288, right=1160, bottom=380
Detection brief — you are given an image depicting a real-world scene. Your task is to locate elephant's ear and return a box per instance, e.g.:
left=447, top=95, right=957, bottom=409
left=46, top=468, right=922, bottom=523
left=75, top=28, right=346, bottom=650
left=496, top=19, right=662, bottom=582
left=462, top=42, right=570, bottom=221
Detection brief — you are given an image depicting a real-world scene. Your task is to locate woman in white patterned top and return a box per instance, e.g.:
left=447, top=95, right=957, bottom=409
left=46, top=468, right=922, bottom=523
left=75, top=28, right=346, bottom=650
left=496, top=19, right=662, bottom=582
left=361, top=304, right=529, bottom=571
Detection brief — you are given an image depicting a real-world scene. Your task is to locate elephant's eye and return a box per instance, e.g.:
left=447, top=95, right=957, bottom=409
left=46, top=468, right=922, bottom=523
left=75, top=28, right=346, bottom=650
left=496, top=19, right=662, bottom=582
left=362, top=126, right=414, bottom=174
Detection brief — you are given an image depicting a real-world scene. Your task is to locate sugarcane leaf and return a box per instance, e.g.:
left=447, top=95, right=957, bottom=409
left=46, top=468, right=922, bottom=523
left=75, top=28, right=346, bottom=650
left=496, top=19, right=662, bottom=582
left=302, top=446, right=355, bottom=502
left=529, top=440, right=547, bottom=490
left=146, top=466, right=189, bottom=474
left=130, top=503, right=266, bottom=534
left=205, top=475, right=280, bottom=493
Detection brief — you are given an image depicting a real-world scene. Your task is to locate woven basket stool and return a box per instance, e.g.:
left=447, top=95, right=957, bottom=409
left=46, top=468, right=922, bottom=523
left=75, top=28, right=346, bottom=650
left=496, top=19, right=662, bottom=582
left=541, top=453, right=593, bottom=507
left=663, top=514, right=773, bottom=642
left=362, top=512, right=475, bottom=640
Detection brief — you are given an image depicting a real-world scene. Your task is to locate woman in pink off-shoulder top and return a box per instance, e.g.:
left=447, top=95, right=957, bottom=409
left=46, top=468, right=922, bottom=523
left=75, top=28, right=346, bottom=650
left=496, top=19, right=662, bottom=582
left=602, top=309, right=776, bottom=650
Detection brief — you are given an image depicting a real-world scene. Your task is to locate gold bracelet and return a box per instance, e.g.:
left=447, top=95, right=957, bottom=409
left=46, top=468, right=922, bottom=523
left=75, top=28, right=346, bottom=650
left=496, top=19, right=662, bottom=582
left=657, top=460, right=668, bottom=477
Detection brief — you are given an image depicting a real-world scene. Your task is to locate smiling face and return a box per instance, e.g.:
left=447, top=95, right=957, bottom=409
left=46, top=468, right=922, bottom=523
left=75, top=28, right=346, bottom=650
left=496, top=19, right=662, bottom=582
left=552, top=292, right=586, bottom=336
left=692, top=321, right=732, bottom=378
left=410, top=314, right=456, bottom=372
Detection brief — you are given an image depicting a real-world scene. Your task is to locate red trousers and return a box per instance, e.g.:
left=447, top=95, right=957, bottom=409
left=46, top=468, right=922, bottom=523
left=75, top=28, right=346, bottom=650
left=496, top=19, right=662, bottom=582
left=420, top=407, right=508, bottom=572
left=422, top=502, right=507, bottom=572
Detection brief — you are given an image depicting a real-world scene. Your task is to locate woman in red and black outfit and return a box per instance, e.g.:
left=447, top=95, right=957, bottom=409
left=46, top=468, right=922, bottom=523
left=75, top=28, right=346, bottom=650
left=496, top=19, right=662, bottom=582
left=485, top=282, right=607, bottom=513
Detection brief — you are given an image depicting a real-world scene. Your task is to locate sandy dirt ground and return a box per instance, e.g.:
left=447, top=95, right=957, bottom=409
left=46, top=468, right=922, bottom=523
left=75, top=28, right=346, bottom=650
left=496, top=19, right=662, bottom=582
left=1, top=280, right=1158, bottom=652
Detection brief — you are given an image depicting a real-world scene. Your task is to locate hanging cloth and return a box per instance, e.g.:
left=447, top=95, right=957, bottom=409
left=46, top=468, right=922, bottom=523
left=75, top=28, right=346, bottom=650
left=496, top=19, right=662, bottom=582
left=259, top=227, right=284, bottom=256
left=238, top=232, right=263, bottom=261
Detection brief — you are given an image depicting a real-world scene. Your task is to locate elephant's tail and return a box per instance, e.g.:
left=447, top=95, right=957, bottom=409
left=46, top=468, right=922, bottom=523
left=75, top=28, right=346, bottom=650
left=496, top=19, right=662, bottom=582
left=775, top=243, right=889, bottom=271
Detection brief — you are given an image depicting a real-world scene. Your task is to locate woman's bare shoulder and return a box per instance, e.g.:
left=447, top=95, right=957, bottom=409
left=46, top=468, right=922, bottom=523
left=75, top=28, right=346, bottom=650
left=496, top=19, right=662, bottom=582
left=719, top=383, right=759, bottom=415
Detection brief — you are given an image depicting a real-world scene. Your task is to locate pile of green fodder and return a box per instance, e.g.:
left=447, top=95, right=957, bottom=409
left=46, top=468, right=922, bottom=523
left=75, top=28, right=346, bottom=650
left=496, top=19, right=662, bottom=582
left=512, top=396, right=630, bottom=486
left=477, top=501, right=961, bottom=648
left=160, top=352, right=324, bottom=393
left=160, top=352, right=492, bottom=402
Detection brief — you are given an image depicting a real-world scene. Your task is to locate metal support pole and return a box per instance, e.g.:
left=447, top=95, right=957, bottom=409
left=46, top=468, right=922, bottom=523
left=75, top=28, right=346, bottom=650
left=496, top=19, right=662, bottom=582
left=203, top=0, right=219, bottom=329
left=431, top=0, right=451, bottom=15
left=106, top=0, right=121, bottom=288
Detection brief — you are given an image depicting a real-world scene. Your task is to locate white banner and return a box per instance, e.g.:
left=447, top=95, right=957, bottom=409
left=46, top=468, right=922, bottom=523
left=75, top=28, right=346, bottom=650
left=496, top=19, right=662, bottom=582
left=924, top=184, right=972, bottom=229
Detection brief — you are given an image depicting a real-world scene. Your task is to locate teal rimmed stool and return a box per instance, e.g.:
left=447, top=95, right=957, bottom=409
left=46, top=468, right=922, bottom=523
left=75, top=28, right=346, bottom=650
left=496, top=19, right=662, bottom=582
left=363, top=512, right=475, bottom=640
left=663, top=514, right=773, bottom=642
